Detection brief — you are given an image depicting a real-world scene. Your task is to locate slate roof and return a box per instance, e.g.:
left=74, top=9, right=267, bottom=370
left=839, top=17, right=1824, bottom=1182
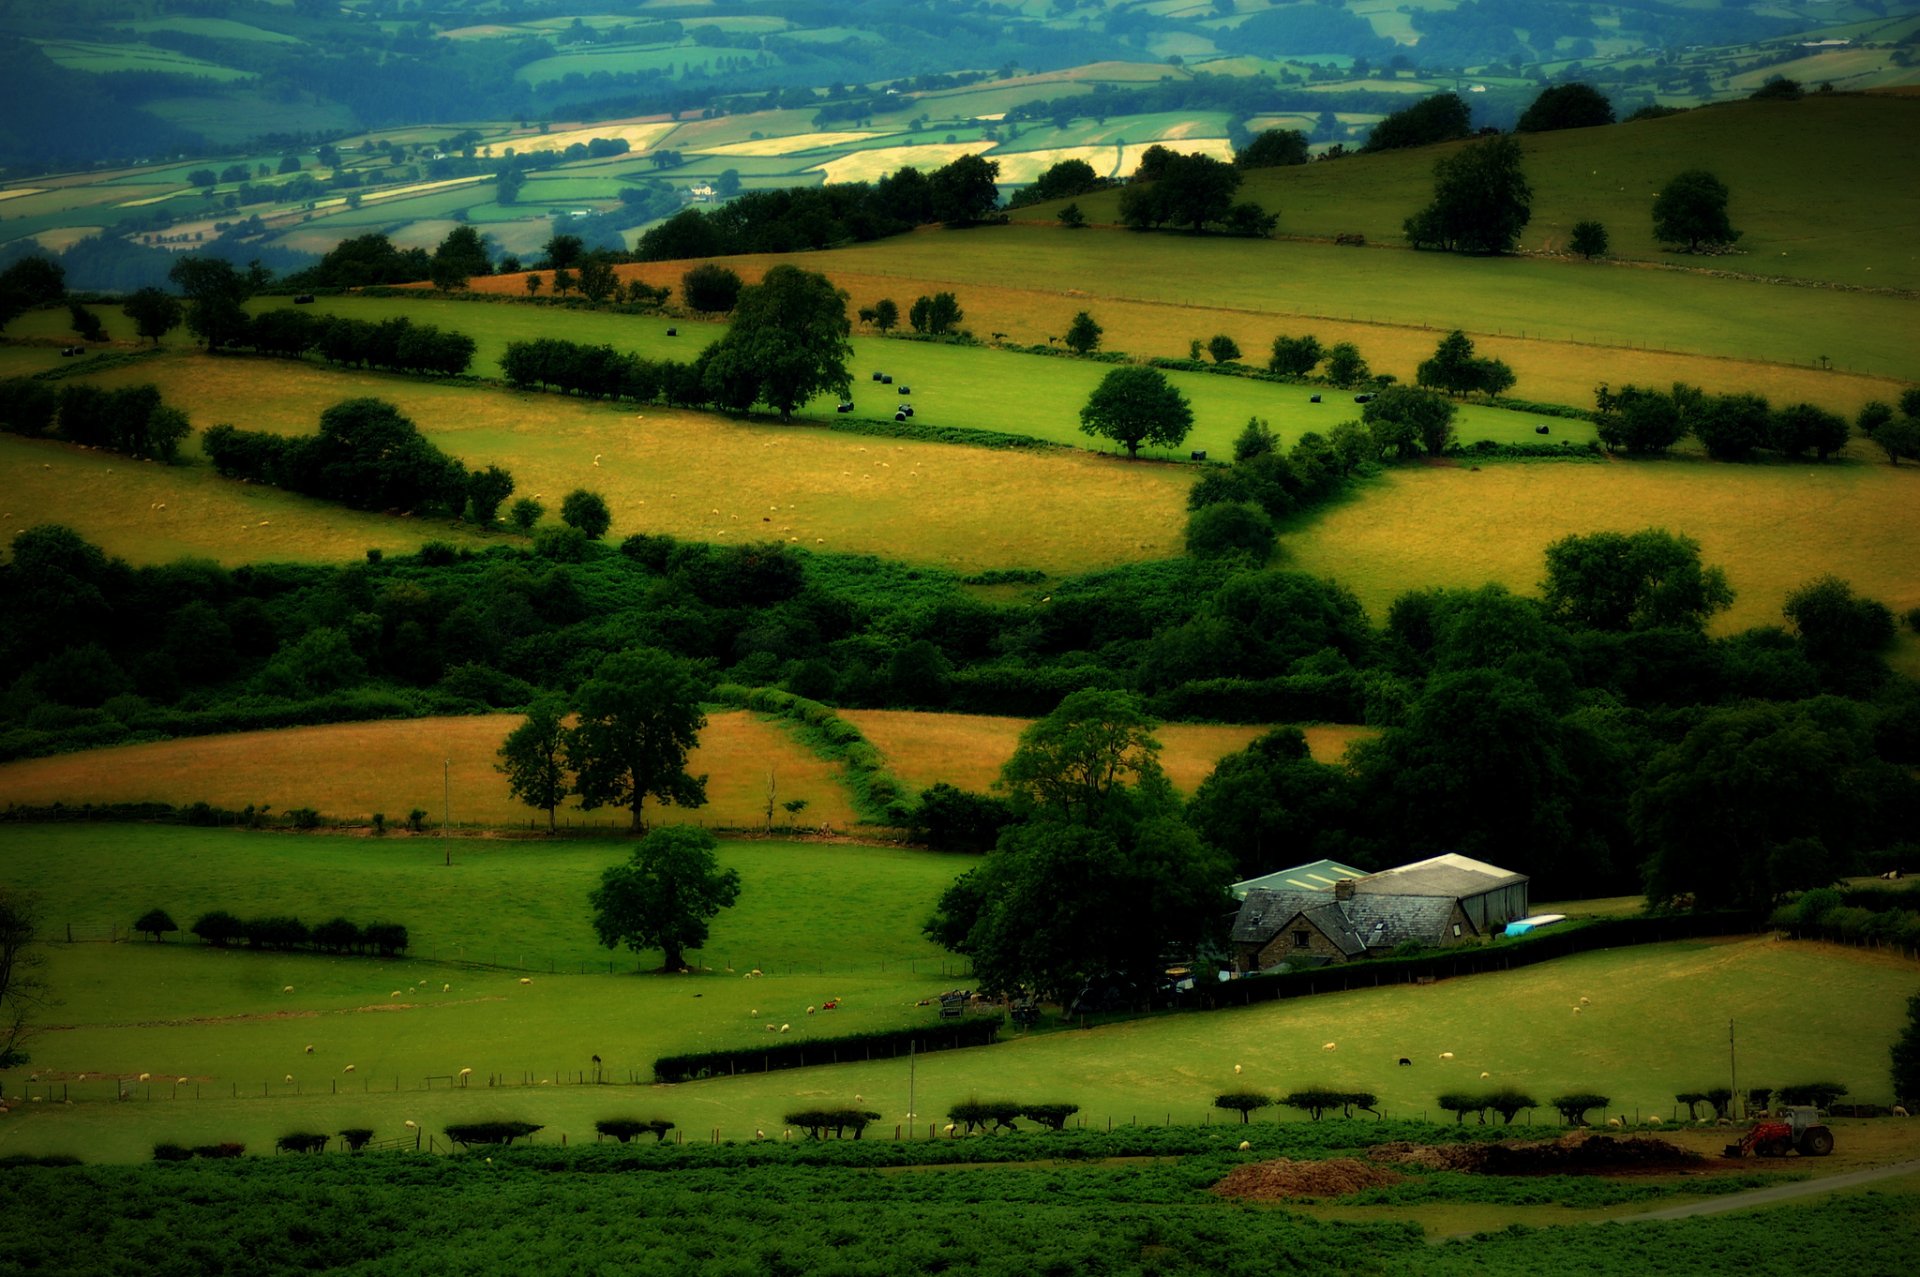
left=1230, top=859, right=1367, bottom=900
left=1231, top=888, right=1470, bottom=955
left=1352, top=853, right=1526, bottom=899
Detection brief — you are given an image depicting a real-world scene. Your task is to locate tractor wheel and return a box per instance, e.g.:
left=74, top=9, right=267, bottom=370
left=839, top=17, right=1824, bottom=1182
left=1799, top=1127, right=1834, bottom=1157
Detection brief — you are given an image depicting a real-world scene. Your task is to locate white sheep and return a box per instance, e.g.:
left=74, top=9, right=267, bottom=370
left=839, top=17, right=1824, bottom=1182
left=1233, top=1064, right=1242, bottom=1075
left=750, top=1010, right=758, bottom=1016
left=756, top=1129, right=765, bottom=1140
left=1439, top=1052, right=1454, bottom=1061
left=519, top=977, right=533, bottom=985
left=283, top=985, right=294, bottom=993
left=783, top=1129, right=793, bottom=1141
left=1579, top=996, right=1590, bottom=1006
left=284, top=1074, right=293, bottom=1083
left=390, top=991, right=401, bottom=999
left=343, top=1065, right=356, bottom=1074
left=944, top=1123, right=956, bottom=1136
left=1238, top=1140, right=1251, bottom=1151
left=177, top=1077, right=189, bottom=1085
left=806, top=1006, right=816, bottom=1014
left=404, top=1120, right=417, bottom=1129
left=304, top=1045, right=314, bottom=1055
left=1606, top=1117, right=1623, bottom=1128
left=459, top=1068, right=473, bottom=1078
left=1648, top=1116, right=1663, bottom=1127
left=1894, top=1106, right=1909, bottom=1117
left=765, top=1024, right=776, bottom=1032
left=138, top=1073, right=151, bottom=1082
left=1573, top=1007, right=1582, bottom=1015
left=443, top=984, right=451, bottom=993
left=779, top=1024, right=790, bottom=1033
left=1322, top=1042, right=1336, bottom=1052
left=1480, top=1072, right=1491, bottom=1079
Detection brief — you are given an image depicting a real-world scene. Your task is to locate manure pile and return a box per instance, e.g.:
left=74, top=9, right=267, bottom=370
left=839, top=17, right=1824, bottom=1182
left=1212, top=1157, right=1404, bottom=1201
left=1369, top=1134, right=1706, bottom=1175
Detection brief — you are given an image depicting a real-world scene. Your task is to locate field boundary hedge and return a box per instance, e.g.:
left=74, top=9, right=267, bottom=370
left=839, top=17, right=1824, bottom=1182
left=653, top=1016, right=1002, bottom=1083
left=1201, top=911, right=1762, bottom=1009
left=710, top=684, right=910, bottom=824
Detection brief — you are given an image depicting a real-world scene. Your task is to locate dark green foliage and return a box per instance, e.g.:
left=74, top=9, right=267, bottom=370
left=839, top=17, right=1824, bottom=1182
left=1785, top=576, right=1897, bottom=691
left=910, top=783, right=1013, bottom=852
left=276, top=1132, right=330, bottom=1155
left=0, top=377, right=58, bottom=438
left=1235, top=128, right=1309, bottom=169
left=1064, top=310, right=1102, bottom=355
left=444, top=1121, right=542, bottom=1147
left=1771, top=402, right=1851, bottom=460
left=1550, top=1093, right=1609, bottom=1125
left=1541, top=529, right=1733, bottom=633
left=1569, top=220, right=1608, bottom=259
left=0, top=254, right=65, bottom=328
left=1019, top=1103, right=1080, bottom=1131
left=1021, top=158, right=1105, bottom=204
left=204, top=399, right=469, bottom=515
left=1404, top=135, right=1531, bottom=255
left=496, top=698, right=571, bottom=833
left=654, top=1018, right=1002, bottom=1084
left=168, top=256, right=254, bottom=350
left=1214, top=1091, right=1271, bottom=1122
left=1436, top=1092, right=1484, bottom=1124
left=783, top=1108, right=883, bottom=1139
left=590, top=827, right=739, bottom=970
left=1415, top=331, right=1514, bottom=399
left=1119, top=151, right=1249, bottom=234
left=1057, top=202, right=1087, bottom=228
left=1186, top=728, right=1358, bottom=879
left=1206, top=334, right=1241, bottom=365
left=1775, top=1082, right=1847, bottom=1108
left=595, top=1118, right=674, bottom=1143
left=191, top=910, right=243, bottom=947
left=1184, top=501, right=1274, bottom=563
left=1282, top=1089, right=1354, bottom=1120
left=1267, top=334, right=1323, bottom=378
left=948, top=1099, right=1021, bottom=1134
left=1233, top=416, right=1278, bottom=461
left=680, top=263, right=743, bottom=313
left=339, top=1128, right=375, bottom=1152
left=1750, top=76, right=1803, bottom=101
left=699, top=264, right=852, bottom=420
left=1690, top=390, right=1772, bottom=460
left=1654, top=170, right=1741, bottom=252
left=1892, top=994, right=1920, bottom=1104
left=1365, top=92, right=1472, bottom=150
left=1078, top=364, right=1193, bottom=458
left=151, top=1142, right=192, bottom=1161
left=67, top=301, right=105, bottom=342
left=930, top=153, right=1000, bottom=224
left=1593, top=383, right=1685, bottom=454
left=1324, top=342, right=1369, bottom=388
left=133, top=908, right=176, bottom=941
left=1516, top=84, right=1614, bottom=132
left=569, top=648, right=707, bottom=833
left=907, top=291, right=963, bottom=336
left=53, top=383, right=190, bottom=462
left=1485, top=1089, right=1538, bottom=1124
left=1364, top=385, right=1458, bottom=456
left=559, top=490, right=610, bottom=539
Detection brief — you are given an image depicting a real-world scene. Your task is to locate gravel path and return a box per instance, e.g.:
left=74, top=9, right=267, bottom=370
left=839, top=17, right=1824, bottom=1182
left=1620, top=1158, right=1920, bottom=1222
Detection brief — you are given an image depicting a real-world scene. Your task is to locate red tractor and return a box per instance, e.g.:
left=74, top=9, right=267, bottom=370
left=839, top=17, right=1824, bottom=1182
left=1724, top=1106, right=1834, bottom=1158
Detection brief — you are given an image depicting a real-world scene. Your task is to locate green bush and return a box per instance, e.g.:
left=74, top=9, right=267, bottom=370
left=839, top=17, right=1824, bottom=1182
left=1549, top=1092, right=1609, bottom=1125
left=276, top=1132, right=330, bottom=1155
left=1019, top=1103, right=1081, bottom=1131
left=783, top=1108, right=883, bottom=1139
left=339, top=1128, right=375, bottom=1152
left=1213, top=1091, right=1271, bottom=1123
left=152, top=1142, right=192, bottom=1162
left=595, top=1118, right=674, bottom=1144
left=948, top=1100, right=1021, bottom=1134
left=445, top=1121, right=542, bottom=1147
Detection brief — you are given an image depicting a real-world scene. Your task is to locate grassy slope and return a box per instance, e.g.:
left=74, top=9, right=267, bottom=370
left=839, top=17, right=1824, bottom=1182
left=0, top=711, right=860, bottom=832
left=49, top=352, right=1194, bottom=575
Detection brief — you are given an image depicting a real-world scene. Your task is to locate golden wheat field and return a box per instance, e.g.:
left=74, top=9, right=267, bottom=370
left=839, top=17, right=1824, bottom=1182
left=0, top=711, right=858, bottom=831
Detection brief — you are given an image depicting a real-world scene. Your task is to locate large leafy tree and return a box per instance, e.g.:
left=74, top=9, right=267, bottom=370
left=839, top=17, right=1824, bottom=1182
left=1653, top=170, right=1740, bottom=252
left=589, top=827, right=740, bottom=971
left=1635, top=700, right=1910, bottom=910
left=1235, top=128, right=1309, bottom=169
left=929, top=153, right=1001, bottom=224
left=429, top=225, right=492, bottom=291
left=1187, top=728, right=1360, bottom=877
left=1078, top=365, right=1193, bottom=459
left=1541, top=529, right=1733, bottom=633
left=497, top=697, right=571, bottom=833
left=1893, top=993, right=1920, bottom=1106
left=1362, top=385, right=1457, bottom=457
left=120, top=287, right=182, bottom=345
left=1516, top=83, right=1614, bottom=133
left=0, top=888, right=48, bottom=1069
left=999, top=689, right=1168, bottom=824
left=167, top=255, right=256, bottom=350
left=1364, top=92, right=1472, bottom=151
left=567, top=647, right=708, bottom=832
left=698, top=265, right=851, bottom=420
left=1404, top=135, right=1531, bottom=255
left=1415, top=330, right=1514, bottom=399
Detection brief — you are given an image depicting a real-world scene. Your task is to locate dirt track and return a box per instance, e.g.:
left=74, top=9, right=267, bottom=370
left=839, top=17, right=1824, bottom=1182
left=1619, top=1157, right=1920, bottom=1222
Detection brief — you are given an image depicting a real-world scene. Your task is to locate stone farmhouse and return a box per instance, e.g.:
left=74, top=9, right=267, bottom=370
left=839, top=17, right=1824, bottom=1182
left=1230, top=853, right=1530, bottom=973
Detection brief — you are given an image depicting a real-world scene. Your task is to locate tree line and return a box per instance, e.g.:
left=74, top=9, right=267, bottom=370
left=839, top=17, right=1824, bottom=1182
left=0, top=380, right=192, bottom=463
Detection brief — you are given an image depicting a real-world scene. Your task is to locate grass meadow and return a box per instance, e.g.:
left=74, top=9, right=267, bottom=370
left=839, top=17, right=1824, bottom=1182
left=0, top=711, right=860, bottom=833
left=843, top=711, right=1376, bottom=796
left=55, top=352, right=1196, bottom=575
left=0, top=809, right=1910, bottom=1166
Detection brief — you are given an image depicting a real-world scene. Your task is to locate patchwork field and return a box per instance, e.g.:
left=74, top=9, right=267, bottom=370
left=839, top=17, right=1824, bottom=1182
left=844, top=711, right=1376, bottom=796
left=47, top=352, right=1196, bottom=575
left=0, top=711, right=859, bottom=834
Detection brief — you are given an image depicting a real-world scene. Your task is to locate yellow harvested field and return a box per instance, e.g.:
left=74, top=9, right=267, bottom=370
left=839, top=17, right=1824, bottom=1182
left=843, top=710, right=1375, bottom=797
left=67, top=356, right=1192, bottom=576
left=31, top=226, right=104, bottom=252
left=988, top=145, right=1132, bottom=182
left=0, top=712, right=858, bottom=831
left=310, top=174, right=489, bottom=211
left=0, top=187, right=45, bottom=202
left=1286, top=461, right=1920, bottom=631
left=811, top=142, right=997, bottom=184
left=696, top=131, right=887, bottom=157
left=1114, top=139, right=1234, bottom=171
left=500, top=120, right=678, bottom=154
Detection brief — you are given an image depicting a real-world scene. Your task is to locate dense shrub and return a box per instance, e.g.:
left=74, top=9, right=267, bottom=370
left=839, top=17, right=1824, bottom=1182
left=783, top=1108, right=882, bottom=1139
left=1213, top=1091, right=1271, bottom=1123
left=276, top=1132, right=330, bottom=1155
left=445, top=1121, right=542, bottom=1147
left=595, top=1118, right=675, bottom=1144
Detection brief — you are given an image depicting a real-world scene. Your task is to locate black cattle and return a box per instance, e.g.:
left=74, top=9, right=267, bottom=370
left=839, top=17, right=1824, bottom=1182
left=666, top=327, right=677, bottom=336
left=1534, top=424, right=1550, bottom=435
left=1190, top=449, right=1207, bottom=460
left=1309, top=394, right=1321, bottom=403
left=293, top=294, right=316, bottom=304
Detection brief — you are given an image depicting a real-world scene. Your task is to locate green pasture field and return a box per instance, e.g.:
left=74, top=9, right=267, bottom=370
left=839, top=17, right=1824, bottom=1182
left=56, top=351, right=1196, bottom=575
left=122, top=16, right=300, bottom=43
left=996, top=110, right=1234, bottom=150
left=0, top=809, right=1909, bottom=1164
left=34, top=38, right=252, bottom=81
left=1075, top=94, right=1920, bottom=292
left=250, top=294, right=1586, bottom=457
left=805, top=224, right=1920, bottom=382
left=515, top=44, right=737, bottom=87
left=1278, top=459, right=1920, bottom=664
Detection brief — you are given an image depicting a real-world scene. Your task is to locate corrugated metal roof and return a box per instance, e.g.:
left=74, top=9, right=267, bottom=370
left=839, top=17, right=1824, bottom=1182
left=1352, top=853, right=1527, bottom=899
left=1230, top=859, right=1367, bottom=900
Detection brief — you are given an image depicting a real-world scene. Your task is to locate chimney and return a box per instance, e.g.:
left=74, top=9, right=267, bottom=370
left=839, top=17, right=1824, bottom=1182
left=1334, top=878, right=1355, bottom=902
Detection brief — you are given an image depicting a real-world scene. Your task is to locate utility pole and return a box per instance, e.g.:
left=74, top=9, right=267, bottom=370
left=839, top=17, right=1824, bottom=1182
left=1729, top=1018, right=1739, bottom=1120
left=443, top=758, right=452, bottom=867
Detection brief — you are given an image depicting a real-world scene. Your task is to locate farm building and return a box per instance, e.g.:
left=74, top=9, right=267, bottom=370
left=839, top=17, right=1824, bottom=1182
left=1230, top=853, right=1529, bottom=973
left=1230, top=859, right=1365, bottom=900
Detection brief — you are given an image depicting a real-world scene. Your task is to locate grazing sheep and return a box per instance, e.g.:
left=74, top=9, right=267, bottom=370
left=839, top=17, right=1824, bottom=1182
left=283, top=985, right=294, bottom=993
left=944, top=1123, right=956, bottom=1136
left=766, top=1024, right=777, bottom=1032
left=756, top=1130, right=765, bottom=1140
left=343, top=1065, right=355, bottom=1074
left=139, top=1073, right=151, bottom=1082
left=1322, top=1042, right=1336, bottom=1052
left=1439, top=1052, right=1454, bottom=1060
left=1573, top=1007, right=1582, bottom=1015
left=750, top=1010, right=758, bottom=1016
left=404, top=1120, right=417, bottom=1129
left=1648, top=1116, right=1663, bottom=1126
left=1607, top=1117, right=1623, bottom=1128
left=390, top=991, right=401, bottom=999
left=1480, top=1072, right=1491, bottom=1079
left=304, top=1045, right=314, bottom=1054
left=784, top=1129, right=793, bottom=1141
left=177, top=1077, right=189, bottom=1085
left=779, top=1024, right=790, bottom=1033
left=443, top=984, right=450, bottom=993
left=1233, top=1064, right=1242, bottom=1075
left=1894, top=1106, right=1909, bottom=1117
left=520, top=977, right=532, bottom=985
left=1238, top=1140, right=1252, bottom=1151
left=1579, top=996, right=1590, bottom=1005
left=807, top=1006, right=816, bottom=1014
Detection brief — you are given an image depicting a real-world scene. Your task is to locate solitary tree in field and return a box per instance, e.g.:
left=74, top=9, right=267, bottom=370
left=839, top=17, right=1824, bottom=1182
left=1324, top=342, right=1370, bottom=388
left=1541, top=529, right=1732, bottom=633
left=1653, top=170, right=1740, bottom=252
left=1569, top=220, right=1609, bottom=260
left=121, top=288, right=182, bottom=344
left=560, top=489, right=611, bottom=539
left=870, top=297, right=899, bottom=333
left=0, top=889, right=49, bottom=1068
left=1078, top=365, right=1193, bottom=459
left=133, top=908, right=177, bottom=942
left=698, top=264, right=852, bottom=420
left=1267, top=334, right=1322, bottom=377
left=1516, top=83, right=1614, bottom=133
left=1064, top=310, right=1103, bottom=355
left=1207, top=334, right=1241, bottom=365
left=1404, top=134, right=1532, bottom=255
left=681, top=262, right=743, bottom=313
left=465, top=465, right=515, bottom=525
left=567, top=647, right=708, bottom=832
left=168, top=256, right=255, bottom=351
left=497, top=697, right=572, bottom=833
left=589, top=826, right=740, bottom=971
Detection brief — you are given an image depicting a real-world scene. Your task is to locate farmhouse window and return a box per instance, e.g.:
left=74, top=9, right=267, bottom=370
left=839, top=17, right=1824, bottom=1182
left=1293, top=930, right=1310, bottom=948
left=1452, top=923, right=1462, bottom=937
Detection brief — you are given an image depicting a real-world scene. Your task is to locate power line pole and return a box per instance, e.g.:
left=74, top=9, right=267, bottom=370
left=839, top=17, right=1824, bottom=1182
left=443, top=758, right=452, bottom=867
